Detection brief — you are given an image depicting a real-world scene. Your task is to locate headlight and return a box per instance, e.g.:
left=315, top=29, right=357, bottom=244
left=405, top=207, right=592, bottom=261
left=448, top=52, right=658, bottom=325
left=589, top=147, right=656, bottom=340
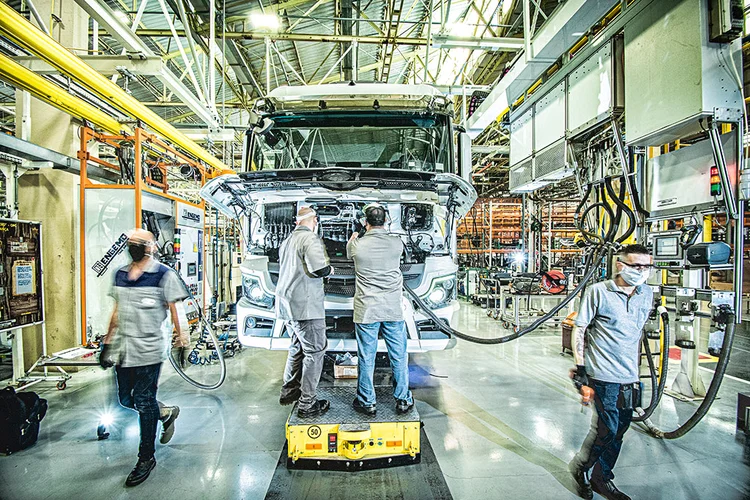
left=421, top=275, right=456, bottom=309
left=242, top=274, right=274, bottom=309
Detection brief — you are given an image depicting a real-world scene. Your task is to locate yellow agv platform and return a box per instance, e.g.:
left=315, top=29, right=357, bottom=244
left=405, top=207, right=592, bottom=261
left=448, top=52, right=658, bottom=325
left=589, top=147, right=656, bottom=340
left=286, top=387, right=421, bottom=471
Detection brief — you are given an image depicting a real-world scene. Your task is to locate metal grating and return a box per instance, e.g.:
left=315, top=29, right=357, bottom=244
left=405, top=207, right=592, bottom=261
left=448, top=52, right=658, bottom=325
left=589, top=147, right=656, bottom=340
left=534, top=140, right=570, bottom=181
left=509, top=158, right=533, bottom=191
left=288, top=386, right=419, bottom=425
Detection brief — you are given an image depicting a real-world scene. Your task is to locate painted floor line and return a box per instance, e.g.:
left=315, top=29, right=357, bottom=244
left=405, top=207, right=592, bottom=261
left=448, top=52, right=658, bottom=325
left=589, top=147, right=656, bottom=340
left=698, top=366, right=750, bottom=385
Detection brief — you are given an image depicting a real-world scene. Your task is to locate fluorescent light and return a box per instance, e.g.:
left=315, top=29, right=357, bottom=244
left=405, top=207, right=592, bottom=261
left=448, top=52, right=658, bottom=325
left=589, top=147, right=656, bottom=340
left=250, top=13, right=280, bottom=31
left=431, top=35, right=524, bottom=51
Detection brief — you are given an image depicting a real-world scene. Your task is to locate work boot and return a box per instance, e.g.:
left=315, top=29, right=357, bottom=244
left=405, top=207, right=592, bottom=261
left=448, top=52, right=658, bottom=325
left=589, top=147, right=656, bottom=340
left=590, top=478, right=631, bottom=500
left=297, top=399, right=330, bottom=418
left=159, top=406, right=180, bottom=444
left=125, top=457, right=156, bottom=487
left=279, top=389, right=302, bottom=406
left=568, top=460, right=593, bottom=500
left=395, top=399, right=414, bottom=415
left=352, top=398, right=376, bottom=417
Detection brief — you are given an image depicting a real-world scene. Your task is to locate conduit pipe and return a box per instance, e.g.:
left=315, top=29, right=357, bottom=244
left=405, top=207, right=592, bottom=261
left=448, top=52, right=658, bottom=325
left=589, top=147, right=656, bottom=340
left=0, top=2, right=232, bottom=177
left=0, top=52, right=131, bottom=136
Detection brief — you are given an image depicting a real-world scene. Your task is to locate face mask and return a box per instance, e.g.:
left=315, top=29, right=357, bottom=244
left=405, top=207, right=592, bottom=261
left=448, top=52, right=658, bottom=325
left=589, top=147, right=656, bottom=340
left=128, top=243, right=147, bottom=262
left=619, top=265, right=649, bottom=286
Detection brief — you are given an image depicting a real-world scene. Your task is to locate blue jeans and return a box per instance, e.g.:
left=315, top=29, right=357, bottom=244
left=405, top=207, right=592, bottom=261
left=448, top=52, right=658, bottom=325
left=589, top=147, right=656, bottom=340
left=354, top=321, right=413, bottom=406
left=115, top=363, right=162, bottom=461
left=576, top=380, right=633, bottom=482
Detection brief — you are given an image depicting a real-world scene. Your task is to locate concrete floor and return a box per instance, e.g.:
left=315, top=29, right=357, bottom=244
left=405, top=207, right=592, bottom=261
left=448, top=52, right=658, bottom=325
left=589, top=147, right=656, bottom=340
left=2, top=302, right=750, bottom=499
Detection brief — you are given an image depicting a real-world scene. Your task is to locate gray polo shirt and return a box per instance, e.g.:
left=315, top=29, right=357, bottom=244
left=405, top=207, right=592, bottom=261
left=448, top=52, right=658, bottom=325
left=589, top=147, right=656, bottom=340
left=574, top=279, right=653, bottom=384
left=275, top=226, right=329, bottom=321
left=109, top=259, right=188, bottom=367
left=347, top=228, right=404, bottom=324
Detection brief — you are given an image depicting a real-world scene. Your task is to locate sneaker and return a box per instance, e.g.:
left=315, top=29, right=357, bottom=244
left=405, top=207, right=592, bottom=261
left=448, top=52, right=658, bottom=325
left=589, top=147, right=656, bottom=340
left=159, top=406, right=180, bottom=444
left=396, top=399, right=414, bottom=415
left=279, top=389, right=302, bottom=406
left=590, top=478, right=631, bottom=500
left=125, top=457, right=156, bottom=487
left=352, top=398, right=377, bottom=416
left=297, top=399, right=330, bottom=418
left=568, top=460, right=593, bottom=500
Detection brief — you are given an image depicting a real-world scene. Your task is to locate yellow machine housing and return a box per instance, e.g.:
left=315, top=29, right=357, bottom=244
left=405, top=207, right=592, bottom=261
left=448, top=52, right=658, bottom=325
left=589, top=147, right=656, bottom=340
left=285, top=387, right=421, bottom=470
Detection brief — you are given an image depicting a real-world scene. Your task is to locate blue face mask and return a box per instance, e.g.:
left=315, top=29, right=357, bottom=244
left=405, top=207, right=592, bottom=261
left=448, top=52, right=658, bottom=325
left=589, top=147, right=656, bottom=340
left=620, top=265, right=649, bottom=286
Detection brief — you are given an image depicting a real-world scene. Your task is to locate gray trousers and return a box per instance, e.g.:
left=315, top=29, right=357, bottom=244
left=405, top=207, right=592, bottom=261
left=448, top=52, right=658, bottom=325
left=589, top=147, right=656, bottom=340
left=280, top=319, right=327, bottom=410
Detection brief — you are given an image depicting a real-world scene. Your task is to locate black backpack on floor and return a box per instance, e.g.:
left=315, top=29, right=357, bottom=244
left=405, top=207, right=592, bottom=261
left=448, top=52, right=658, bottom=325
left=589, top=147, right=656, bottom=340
left=0, top=386, right=48, bottom=454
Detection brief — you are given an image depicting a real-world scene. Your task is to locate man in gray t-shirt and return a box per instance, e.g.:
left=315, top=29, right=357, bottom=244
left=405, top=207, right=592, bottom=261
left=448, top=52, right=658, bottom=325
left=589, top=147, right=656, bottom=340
left=276, top=206, right=333, bottom=418
left=347, top=204, right=413, bottom=417
left=99, top=229, right=188, bottom=487
left=568, top=244, right=654, bottom=500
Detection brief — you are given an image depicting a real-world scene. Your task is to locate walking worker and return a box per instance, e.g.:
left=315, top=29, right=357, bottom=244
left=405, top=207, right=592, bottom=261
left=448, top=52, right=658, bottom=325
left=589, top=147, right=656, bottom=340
left=276, top=206, right=333, bottom=418
left=568, top=244, right=654, bottom=500
left=347, top=203, right=414, bottom=417
left=99, top=228, right=188, bottom=487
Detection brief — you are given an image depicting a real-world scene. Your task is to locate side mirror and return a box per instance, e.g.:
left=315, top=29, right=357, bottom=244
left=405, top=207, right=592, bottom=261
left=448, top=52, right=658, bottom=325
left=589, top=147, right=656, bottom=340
left=457, top=132, right=472, bottom=184
left=253, top=117, right=274, bottom=136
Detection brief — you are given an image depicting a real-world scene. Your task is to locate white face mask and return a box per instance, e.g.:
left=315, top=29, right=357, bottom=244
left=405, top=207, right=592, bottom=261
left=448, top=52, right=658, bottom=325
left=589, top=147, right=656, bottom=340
left=619, top=265, right=650, bottom=286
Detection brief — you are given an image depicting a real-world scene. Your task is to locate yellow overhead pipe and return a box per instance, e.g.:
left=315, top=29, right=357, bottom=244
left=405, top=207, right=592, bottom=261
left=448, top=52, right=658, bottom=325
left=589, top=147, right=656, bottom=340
left=0, top=2, right=233, bottom=177
left=0, top=52, right=131, bottom=135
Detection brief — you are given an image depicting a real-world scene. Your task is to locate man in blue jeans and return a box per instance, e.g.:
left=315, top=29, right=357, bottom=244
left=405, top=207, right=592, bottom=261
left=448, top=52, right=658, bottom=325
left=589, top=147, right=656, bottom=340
left=569, top=244, right=654, bottom=500
left=347, top=203, right=413, bottom=416
left=100, top=229, right=188, bottom=487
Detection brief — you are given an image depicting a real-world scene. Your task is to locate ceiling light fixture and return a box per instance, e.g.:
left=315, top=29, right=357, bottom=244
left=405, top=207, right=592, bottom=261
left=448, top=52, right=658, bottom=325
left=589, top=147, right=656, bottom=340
left=250, top=13, right=281, bottom=32
left=431, top=35, right=524, bottom=51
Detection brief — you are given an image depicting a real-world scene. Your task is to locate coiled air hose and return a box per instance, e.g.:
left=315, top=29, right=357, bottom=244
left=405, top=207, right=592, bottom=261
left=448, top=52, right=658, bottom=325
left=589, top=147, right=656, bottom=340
left=403, top=250, right=605, bottom=345
left=167, top=275, right=227, bottom=390
left=633, top=308, right=670, bottom=423
left=648, top=308, right=736, bottom=439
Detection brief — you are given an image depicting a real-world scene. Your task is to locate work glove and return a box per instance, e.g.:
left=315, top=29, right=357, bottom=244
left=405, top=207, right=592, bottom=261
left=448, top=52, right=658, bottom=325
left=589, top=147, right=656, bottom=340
left=569, top=365, right=589, bottom=391
left=99, top=343, right=115, bottom=369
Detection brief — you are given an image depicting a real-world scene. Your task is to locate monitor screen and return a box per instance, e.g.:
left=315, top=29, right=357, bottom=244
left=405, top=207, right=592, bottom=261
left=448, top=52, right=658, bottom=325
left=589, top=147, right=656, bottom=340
left=655, top=236, right=680, bottom=258
left=187, top=263, right=197, bottom=276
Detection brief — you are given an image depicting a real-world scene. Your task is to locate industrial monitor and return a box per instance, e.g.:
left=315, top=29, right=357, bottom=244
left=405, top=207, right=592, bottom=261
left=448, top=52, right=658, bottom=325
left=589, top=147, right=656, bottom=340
left=651, top=231, right=684, bottom=264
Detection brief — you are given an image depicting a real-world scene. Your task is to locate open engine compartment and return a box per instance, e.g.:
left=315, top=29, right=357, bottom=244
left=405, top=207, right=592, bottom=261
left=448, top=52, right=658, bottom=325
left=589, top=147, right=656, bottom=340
left=249, top=200, right=445, bottom=292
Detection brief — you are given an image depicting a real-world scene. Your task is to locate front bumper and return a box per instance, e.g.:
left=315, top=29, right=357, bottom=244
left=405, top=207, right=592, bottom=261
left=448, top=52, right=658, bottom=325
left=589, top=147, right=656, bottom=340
left=236, top=296, right=458, bottom=353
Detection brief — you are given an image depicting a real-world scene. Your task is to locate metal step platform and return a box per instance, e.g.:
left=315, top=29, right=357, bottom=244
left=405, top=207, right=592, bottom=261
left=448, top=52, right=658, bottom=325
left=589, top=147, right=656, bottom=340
left=286, top=386, right=421, bottom=471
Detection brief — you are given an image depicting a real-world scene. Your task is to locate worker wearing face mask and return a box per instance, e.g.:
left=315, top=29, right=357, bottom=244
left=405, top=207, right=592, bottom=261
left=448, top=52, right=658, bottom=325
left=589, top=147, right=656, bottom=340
left=568, top=244, right=654, bottom=500
left=276, top=206, right=333, bottom=418
left=99, top=229, right=188, bottom=487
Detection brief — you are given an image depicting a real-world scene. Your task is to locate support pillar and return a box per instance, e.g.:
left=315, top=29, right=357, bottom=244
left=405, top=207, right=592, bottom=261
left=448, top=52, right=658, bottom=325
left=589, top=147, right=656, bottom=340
left=14, top=0, right=88, bottom=372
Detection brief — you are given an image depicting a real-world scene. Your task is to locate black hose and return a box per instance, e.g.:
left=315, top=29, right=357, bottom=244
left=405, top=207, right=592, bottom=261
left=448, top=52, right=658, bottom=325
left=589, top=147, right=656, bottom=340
left=165, top=262, right=227, bottom=390
left=633, top=310, right=670, bottom=423
left=601, top=181, right=621, bottom=243
left=605, top=176, right=636, bottom=244
left=574, top=184, right=605, bottom=246
left=404, top=249, right=605, bottom=345
left=648, top=308, right=735, bottom=439
left=629, top=153, right=650, bottom=218
left=580, top=202, right=615, bottom=244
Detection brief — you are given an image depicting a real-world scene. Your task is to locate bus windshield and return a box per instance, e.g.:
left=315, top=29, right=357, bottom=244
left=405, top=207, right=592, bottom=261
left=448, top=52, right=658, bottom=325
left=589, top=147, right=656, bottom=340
left=249, top=112, right=453, bottom=173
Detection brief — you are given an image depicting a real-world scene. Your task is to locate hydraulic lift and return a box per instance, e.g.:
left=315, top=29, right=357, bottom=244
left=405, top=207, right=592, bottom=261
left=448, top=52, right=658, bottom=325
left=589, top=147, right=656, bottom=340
left=286, top=386, right=421, bottom=471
